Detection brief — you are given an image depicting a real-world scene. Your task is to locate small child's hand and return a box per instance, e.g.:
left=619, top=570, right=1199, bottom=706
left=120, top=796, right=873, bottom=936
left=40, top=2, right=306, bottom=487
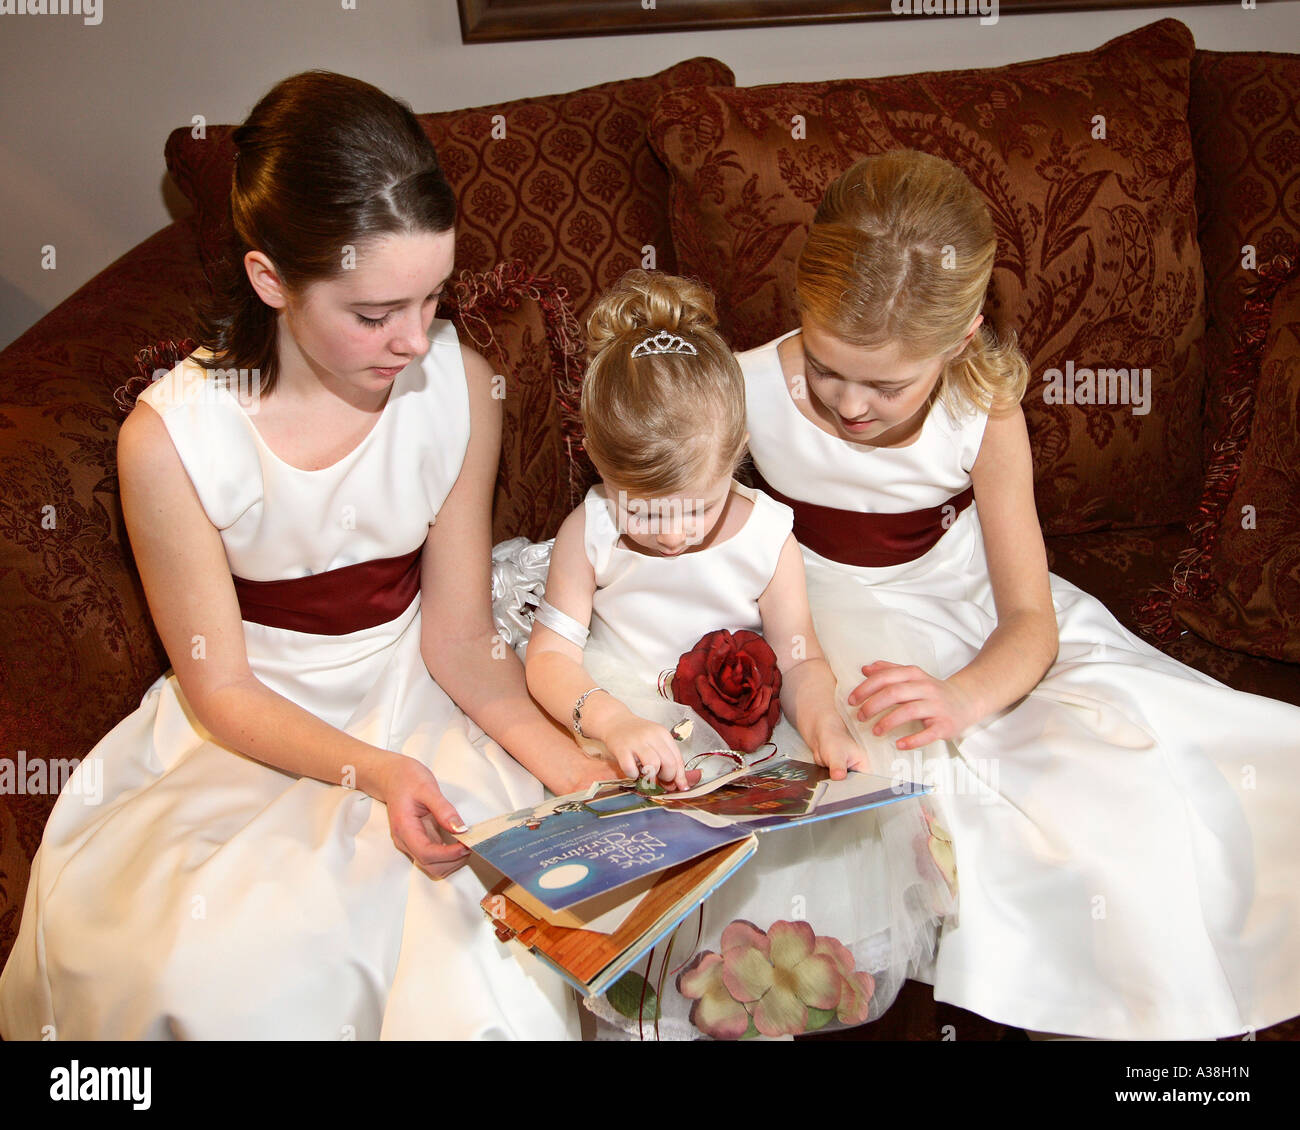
left=603, top=715, right=691, bottom=791
left=548, top=747, right=624, bottom=797
left=847, top=661, right=982, bottom=750
left=812, top=732, right=871, bottom=781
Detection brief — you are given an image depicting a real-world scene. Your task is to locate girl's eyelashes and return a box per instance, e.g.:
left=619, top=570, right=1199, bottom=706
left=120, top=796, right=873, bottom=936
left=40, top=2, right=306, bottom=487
left=354, top=291, right=444, bottom=329
left=811, top=366, right=908, bottom=400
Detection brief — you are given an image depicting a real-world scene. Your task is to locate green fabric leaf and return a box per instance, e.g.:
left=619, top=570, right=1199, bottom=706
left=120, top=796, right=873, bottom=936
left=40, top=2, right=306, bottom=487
left=805, top=1006, right=837, bottom=1030
left=607, top=972, right=660, bottom=1022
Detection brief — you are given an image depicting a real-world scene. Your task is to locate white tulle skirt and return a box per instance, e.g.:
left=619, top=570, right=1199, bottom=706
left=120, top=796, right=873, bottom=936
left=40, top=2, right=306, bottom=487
left=490, top=538, right=956, bottom=1041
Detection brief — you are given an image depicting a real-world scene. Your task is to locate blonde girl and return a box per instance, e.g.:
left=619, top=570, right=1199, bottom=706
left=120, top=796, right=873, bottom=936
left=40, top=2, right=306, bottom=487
left=737, top=148, right=1300, bottom=1041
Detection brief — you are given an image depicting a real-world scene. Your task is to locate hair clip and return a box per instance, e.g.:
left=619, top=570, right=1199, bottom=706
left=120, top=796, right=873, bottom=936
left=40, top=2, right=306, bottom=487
left=631, top=331, right=698, bottom=358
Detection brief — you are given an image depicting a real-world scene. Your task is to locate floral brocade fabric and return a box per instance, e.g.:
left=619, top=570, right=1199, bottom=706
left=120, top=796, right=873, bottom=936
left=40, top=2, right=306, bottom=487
left=649, top=19, right=1205, bottom=535
left=1172, top=271, right=1300, bottom=663
left=163, top=57, right=735, bottom=330
left=440, top=261, right=595, bottom=543
left=1189, top=50, right=1300, bottom=467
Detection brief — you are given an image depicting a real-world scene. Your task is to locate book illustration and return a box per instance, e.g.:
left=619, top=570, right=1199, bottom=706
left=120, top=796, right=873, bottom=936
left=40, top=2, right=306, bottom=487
left=655, top=758, right=822, bottom=819
left=458, top=795, right=753, bottom=914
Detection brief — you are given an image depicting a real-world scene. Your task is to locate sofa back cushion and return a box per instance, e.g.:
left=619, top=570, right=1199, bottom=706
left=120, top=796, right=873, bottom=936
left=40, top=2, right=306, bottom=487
left=443, top=262, right=596, bottom=542
left=1189, top=49, right=1300, bottom=466
left=649, top=18, right=1205, bottom=534
left=1169, top=264, right=1300, bottom=661
left=164, top=57, right=735, bottom=329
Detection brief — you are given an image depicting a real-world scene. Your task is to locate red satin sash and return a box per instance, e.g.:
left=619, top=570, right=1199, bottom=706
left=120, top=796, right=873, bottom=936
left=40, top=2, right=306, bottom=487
left=232, top=547, right=423, bottom=635
left=751, top=469, right=974, bottom=568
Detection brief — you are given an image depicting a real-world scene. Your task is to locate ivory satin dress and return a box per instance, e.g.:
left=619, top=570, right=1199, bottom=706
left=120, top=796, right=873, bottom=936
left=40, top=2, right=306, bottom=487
left=737, top=327, right=1300, bottom=1041
left=0, top=320, right=578, bottom=1040
left=561, top=481, right=952, bottom=1039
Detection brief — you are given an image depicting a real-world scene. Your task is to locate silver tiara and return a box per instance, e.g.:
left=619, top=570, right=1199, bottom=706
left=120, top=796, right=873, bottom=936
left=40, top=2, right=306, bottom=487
left=630, top=330, right=698, bottom=358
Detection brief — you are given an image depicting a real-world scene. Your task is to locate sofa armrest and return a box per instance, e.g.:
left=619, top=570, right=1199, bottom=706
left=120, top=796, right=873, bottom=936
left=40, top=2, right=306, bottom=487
left=2, top=216, right=210, bottom=407
left=0, top=216, right=208, bottom=913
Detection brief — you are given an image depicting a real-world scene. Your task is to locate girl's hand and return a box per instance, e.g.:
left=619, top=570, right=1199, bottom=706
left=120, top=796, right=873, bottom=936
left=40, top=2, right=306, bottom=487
left=847, top=661, right=983, bottom=750
left=811, top=731, right=872, bottom=781
left=602, top=715, right=691, bottom=791
left=375, top=754, right=473, bottom=880
left=546, top=746, right=625, bottom=797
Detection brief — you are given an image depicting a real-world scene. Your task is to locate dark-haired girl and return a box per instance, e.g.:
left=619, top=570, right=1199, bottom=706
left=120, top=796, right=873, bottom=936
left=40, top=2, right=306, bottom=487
left=0, top=72, right=604, bottom=1039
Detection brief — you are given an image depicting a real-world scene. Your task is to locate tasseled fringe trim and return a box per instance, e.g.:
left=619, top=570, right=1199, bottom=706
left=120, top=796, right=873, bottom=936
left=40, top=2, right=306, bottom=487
left=1133, top=253, right=1297, bottom=643
left=447, top=260, right=594, bottom=508
left=113, top=337, right=197, bottom=413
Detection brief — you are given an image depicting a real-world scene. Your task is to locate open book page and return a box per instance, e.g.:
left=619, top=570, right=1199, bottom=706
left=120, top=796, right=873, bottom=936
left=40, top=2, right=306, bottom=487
left=455, top=781, right=753, bottom=913
left=655, top=758, right=928, bottom=830
left=458, top=763, right=931, bottom=911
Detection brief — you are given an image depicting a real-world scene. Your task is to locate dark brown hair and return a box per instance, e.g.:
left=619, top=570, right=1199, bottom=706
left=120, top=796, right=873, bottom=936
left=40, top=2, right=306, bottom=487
left=197, top=70, right=457, bottom=394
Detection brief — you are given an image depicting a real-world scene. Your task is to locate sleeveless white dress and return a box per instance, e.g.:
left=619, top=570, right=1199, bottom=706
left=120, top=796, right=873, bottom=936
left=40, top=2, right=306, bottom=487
left=739, top=327, right=1300, bottom=1041
left=0, top=319, right=578, bottom=1041
left=561, top=481, right=953, bottom=1040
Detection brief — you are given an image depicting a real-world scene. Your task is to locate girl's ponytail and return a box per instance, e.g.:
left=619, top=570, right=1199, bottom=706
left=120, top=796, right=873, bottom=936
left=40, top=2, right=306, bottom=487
left=943, top=323, right=1030, bottom=417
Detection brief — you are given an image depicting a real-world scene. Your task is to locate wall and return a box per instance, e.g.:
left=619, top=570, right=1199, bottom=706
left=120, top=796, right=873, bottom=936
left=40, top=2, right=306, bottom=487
left=0, top=0, right=1296, bottom=348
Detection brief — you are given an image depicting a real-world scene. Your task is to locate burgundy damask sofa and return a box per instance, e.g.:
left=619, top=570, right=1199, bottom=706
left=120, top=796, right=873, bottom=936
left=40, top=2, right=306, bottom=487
left=1, top=18, right=1297, bottom=1040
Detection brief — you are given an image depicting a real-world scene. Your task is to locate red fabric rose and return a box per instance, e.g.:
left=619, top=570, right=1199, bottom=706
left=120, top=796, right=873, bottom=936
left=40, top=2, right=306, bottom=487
left=671, top=629, right=782, bottom=752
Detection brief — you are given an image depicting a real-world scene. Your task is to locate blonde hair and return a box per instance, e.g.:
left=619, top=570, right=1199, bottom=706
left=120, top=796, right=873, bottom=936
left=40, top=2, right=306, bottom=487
left=581, top=269, right=747, bottom=494
left=796, top=149, right=1028, bottom=416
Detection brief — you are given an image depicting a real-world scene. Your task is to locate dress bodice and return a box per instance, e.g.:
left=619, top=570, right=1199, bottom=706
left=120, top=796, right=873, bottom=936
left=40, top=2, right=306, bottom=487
left=739, top=328, right=989, bottom=512
left=583, top=481, right=794, bottom=672
left=137, top=318, right=471, bottom=582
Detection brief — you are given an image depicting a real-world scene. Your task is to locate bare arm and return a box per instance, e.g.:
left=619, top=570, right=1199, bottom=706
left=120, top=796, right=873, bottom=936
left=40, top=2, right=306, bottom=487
left=524, top=505, right=690, bottom=790
left=948, top=405, right=1059, bottom=714
left=419, top=347, right=619, bottom=795
left=119, top=402, right=399, bottom=795
left=118, top=399, right=469, bottom=877
left=847, top=406, right=1059, bottom=748
left=757, top=533, right=866, bottom=779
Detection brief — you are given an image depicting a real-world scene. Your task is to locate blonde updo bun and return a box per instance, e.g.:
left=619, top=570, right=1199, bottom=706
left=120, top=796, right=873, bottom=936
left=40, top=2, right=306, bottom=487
left=584, top=269, right=719, bottom=359
left=581, top=270, right=746, bottom=495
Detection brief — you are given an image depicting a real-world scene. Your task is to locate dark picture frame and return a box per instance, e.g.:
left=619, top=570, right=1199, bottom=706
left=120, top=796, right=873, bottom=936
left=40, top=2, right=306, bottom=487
left=456, top=0, right=1214, bottom=44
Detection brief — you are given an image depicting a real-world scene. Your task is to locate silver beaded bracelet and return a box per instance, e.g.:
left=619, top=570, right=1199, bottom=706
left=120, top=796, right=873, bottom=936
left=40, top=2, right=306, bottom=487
left=572, top=686, right=608, bottom=739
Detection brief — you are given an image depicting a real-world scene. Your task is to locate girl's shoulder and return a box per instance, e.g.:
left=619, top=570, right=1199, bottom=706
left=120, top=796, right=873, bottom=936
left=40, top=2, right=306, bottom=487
left=737, top=480, right=793, bottom=533
left=728, top=482, right=793, bottom=578
left=556, top=494, right=602, bottom=540
left=928, top=393, right=990, bottom=473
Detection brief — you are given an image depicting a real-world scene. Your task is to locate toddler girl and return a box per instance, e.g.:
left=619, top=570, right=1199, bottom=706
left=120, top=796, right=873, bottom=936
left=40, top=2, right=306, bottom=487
left=524, top=269, right=954, bottom=1040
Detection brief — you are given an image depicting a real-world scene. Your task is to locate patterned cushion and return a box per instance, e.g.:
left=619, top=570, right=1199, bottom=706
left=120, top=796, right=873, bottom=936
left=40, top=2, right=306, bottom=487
left=1190, top=50, right=1300, bottom=466
left=442, top=261, right=598, bottom=542
left=164, top=57, right=735, bottom=328
left=1046, top=526, right=1300, bottom=706
left=649, top=18, right=1205, bottom=534
left=1168, top=268, right=1300, bottom=662
left=0, top=218, right=208, bottom=969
